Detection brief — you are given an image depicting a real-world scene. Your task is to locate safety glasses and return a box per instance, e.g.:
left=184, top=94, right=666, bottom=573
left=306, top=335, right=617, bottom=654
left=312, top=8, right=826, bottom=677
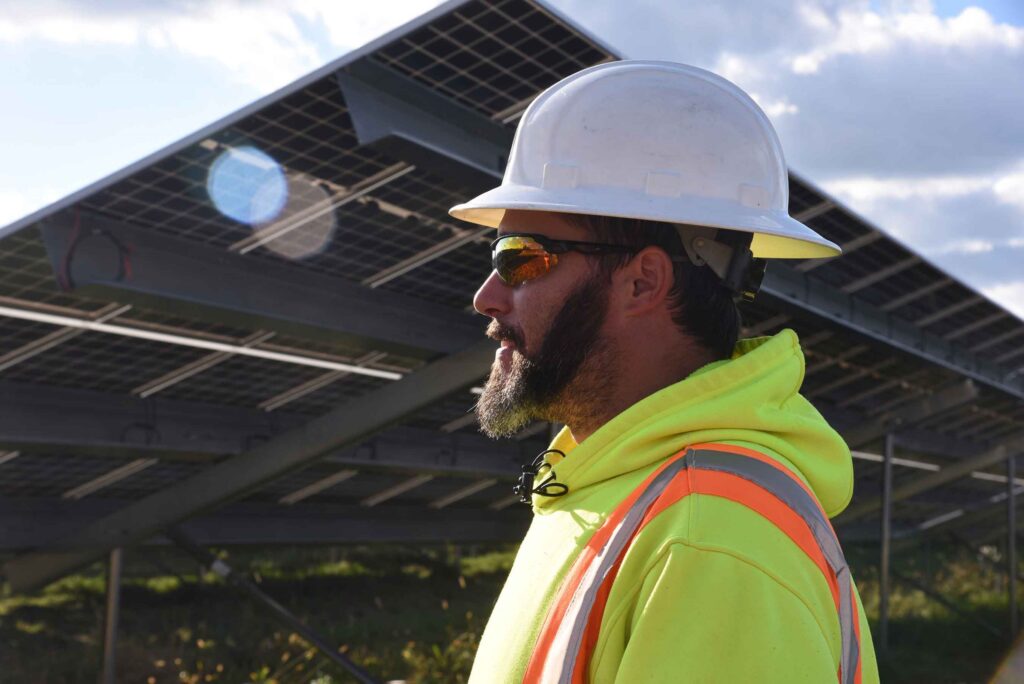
left=490, top=232, right=636, bottom=286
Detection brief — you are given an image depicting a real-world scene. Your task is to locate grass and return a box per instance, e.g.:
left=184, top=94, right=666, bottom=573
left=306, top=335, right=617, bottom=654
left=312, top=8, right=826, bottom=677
left=0, top=545, right=513, bottom=683
left=0, top=542, right=1018, bottom=683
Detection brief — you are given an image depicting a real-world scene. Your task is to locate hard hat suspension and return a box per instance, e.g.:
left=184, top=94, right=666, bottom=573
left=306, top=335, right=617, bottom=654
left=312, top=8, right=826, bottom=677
left=676, top=225, right=766, bottom=302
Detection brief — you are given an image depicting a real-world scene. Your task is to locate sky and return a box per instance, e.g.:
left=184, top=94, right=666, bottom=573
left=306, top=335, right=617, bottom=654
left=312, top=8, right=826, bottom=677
left=2, top=0, right=1022, bottom=318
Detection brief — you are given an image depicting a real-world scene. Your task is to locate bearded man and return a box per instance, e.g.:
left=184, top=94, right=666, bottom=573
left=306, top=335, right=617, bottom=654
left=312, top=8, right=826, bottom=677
left=449, top=61, right=879, bottom=684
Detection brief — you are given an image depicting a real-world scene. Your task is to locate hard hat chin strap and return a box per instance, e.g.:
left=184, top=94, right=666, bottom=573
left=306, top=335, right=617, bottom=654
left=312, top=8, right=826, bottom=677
left=675, top=225, right=766, bottom=302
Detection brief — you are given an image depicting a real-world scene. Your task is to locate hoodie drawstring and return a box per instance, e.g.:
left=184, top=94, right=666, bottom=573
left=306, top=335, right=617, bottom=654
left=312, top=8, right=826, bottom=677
left=514, top=448, right=569, bottom=505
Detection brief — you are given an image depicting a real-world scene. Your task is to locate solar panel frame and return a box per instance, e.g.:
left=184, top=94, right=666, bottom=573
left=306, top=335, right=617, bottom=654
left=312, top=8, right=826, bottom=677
left=0, top=0, right=1020, bottom=558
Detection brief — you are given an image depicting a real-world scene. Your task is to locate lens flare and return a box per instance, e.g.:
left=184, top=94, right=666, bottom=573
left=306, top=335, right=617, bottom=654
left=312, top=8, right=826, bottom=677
left=257, top=173, right=337, bottom=260
left=206, top=146, right=287, bottom=224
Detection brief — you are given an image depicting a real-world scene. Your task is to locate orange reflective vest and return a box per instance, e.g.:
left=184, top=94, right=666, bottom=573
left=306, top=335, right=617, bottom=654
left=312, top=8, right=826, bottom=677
left=523, top=443, right=863, bottom=684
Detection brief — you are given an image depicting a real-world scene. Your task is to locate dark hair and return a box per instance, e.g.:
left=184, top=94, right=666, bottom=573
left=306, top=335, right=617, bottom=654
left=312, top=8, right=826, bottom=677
left=561, top=214, right=742, bottom=360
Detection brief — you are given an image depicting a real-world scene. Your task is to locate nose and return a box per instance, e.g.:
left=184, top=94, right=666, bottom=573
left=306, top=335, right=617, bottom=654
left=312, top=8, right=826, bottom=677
left=474, top=270, right=512, bottom=318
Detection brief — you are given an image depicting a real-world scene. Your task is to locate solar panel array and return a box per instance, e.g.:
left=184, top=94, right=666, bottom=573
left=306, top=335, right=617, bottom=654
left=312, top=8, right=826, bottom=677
left=0, top=0, right=1022, bottom=569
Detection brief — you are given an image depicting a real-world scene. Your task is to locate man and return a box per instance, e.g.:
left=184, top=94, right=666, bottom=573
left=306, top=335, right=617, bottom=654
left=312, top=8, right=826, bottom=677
left=449, top=61, right=879, bottom=683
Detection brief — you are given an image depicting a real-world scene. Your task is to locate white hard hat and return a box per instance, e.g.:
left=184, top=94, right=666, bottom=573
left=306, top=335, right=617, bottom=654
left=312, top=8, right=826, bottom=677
left=450, top=60, right=840, bottom=260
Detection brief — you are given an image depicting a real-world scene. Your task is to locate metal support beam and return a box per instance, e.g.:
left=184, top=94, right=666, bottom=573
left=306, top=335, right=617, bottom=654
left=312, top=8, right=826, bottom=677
left=337, top=58, right=513, bottom=187
left=945, top=311, right=1008, bottom=342
left=0, top=301, right=399, bottom=381
left=839, top=380, right=978, bottom=449
left=0, top=381, right=535, bottom=478
left=3, top=339, right=496, bottom=592
left=879, top=277, right=952, bottom=313
left=914, top=295, right=983, bottom=328
left=958, top=413, right=1016, bottom=441
left=279, top=469, right=359, bottom=505
left=836, top=368, right=930, bottom=409
left=997, top=346, right=1024, bottom=365
left=806, top=358, right=898, bottom=400
left=362, top=473, right=434, bottom=507
left=0, top=498, right=529, bottom=550
left=1011, top=453, right=1019, bottom=638
left=851, top=449, right=939, bottom=472
left=908, top=485, right=1024, bottom=543
left=879, top=433, right=894, bottom=655
left=38, top=211, right=482, bottom=357
left=0, top=381, right=304, bottom=459
left=258, top=351, right=388, bottom=412
left=363, top=226, right=492, bottom=289
left=929, top=405, right=983, bottom=434
left=840, top=256, right=920, bottom=294
left=761, top=264, right=1024, bottom=400
left=100, top=548, right=123, bottom=684
left=429, top=478, right=499, bottom=509
left=972, top=328, right=1024, bottom=353
left=62, top=458, right=158, bottom=500
left=133, top=331, right=275, bottom=398
left=842, top=431, right=1024, bottom=522
left=805, top=344, right=868, bottom=375
left=795, top=227, right=879, bottom=273
left=793, top=199, right=837, bottom=223
left=168, top=528, right=379, bottom=684
left=489, top=493, right=521, bottom=511
left=742, top=313, right=791, bottom=337
left=440, top=412, right=478, bottom=433
left=0, top=303, right=129, bottom=373
left=854, top=448, right=1024, bottom=491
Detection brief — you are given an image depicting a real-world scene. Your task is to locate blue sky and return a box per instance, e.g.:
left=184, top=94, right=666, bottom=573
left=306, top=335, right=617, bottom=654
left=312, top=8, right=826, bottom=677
left=2, top=0, right=1023, bottom=319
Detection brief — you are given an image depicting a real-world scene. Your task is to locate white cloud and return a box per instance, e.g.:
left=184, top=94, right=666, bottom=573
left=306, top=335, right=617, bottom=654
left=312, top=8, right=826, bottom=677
left=0, top=3, right=141, bottom=45
left=823, top=172, right=997, bottom=204
left=290, top=0, right=440, bottom=50
left=930, top=238, right=996, bottom=255
left=823, top=165, right=1024, bottom=226
left=994, top=170, right=1024, bottom=212
left=791, top=6, right=1024, bottom=74
left=750, top=93, right=799, bottom=118
left=145, top=3, right=323, bottom=91
left=983, top=280, right=1024, bottom=322
left=0, top=188, right=57, bottom=229
left=0, top=0, right=442, bottom=91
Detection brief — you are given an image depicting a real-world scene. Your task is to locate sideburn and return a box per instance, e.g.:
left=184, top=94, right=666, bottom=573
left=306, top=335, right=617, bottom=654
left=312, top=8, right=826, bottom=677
left=520, top=269, right=611, bottom=413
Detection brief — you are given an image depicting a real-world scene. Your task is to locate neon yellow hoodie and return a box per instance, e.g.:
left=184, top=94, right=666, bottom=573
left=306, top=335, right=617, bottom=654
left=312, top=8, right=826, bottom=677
left=469, top=330, right=879, bottom=683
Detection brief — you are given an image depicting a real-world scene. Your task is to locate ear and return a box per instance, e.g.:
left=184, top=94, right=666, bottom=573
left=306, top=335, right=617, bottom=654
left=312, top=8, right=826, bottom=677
left=614, top=246, right=676, bottom=317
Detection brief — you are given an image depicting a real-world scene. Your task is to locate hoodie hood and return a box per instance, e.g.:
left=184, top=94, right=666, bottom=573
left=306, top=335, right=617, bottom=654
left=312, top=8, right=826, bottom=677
left=536, top=328, right=853, bottom=518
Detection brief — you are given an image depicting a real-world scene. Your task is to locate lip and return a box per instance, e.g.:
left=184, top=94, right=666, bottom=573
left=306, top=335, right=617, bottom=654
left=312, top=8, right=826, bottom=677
left=496, top=339, right=515, bottom=369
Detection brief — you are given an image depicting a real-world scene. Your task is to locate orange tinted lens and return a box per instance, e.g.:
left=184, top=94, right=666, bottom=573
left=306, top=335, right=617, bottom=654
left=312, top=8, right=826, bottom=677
left=493, top=236, right=558, bottom=285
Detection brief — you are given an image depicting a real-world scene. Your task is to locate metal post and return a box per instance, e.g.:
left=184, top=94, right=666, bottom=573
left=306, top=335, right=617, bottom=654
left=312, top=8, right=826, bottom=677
left=880, top=433, right=895, bottom=655
left=100, top=548, right=123, bottom=684
left=1010, top=453, right=1018, bottom=638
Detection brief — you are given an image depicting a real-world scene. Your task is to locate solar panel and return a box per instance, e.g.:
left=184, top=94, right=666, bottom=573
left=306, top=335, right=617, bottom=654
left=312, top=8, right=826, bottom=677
left=0, top=0, right=1020, bottom=562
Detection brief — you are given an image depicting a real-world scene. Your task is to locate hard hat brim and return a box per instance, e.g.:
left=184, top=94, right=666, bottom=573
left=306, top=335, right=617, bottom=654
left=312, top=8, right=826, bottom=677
left=450, top=184, right=841, bottom=259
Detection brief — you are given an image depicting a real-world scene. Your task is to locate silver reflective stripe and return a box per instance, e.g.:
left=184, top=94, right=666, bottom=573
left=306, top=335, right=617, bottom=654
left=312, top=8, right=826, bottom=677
left=689, top=449, right=858, bottom=684
left=546, top=456, right=691, bottom=684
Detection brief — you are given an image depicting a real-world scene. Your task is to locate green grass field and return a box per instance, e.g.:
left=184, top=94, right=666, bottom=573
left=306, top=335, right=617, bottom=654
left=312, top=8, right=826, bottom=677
left=1, top=542, right=1019, bottom=683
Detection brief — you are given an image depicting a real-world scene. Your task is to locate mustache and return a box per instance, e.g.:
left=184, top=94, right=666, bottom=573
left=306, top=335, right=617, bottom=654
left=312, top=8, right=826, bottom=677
left=486, top=320, right=525, bottom=350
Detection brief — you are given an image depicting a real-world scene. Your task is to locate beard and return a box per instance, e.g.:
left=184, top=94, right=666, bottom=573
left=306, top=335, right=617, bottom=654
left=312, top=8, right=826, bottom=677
left=475, top=270, right=614, bottom=438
